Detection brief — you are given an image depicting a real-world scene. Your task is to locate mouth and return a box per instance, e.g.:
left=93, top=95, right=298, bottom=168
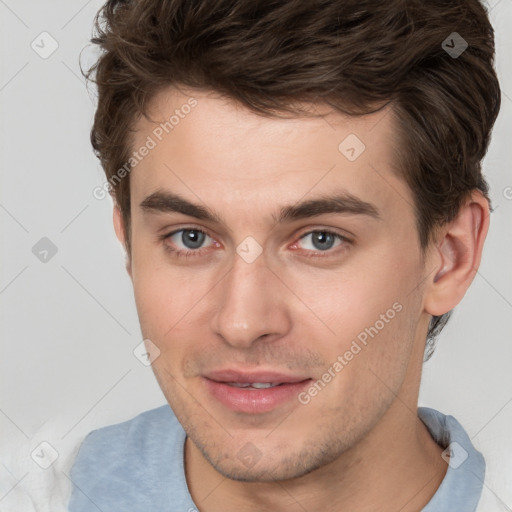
left=202, top=369, right=313, bottom=413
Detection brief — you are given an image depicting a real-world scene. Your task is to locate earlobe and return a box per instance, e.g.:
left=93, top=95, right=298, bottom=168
left=424, top=191, right=489, bottom=316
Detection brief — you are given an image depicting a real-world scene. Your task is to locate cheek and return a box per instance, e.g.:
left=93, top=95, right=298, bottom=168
left=286, top=264, right=407, bottom=338
left=130, top=253, right=219, bottom=366
left=284, top=249, right=421, bottom=376
left=131, top=240, right=194, bottom=321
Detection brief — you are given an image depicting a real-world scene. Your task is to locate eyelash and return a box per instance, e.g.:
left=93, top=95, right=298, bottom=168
left=159, top=227, right=350, bottom=259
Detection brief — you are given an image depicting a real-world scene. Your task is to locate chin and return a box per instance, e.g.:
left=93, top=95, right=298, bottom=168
left=198, top=440, right=339, bottom=483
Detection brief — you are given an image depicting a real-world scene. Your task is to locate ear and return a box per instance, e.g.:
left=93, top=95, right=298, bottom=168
left=113, top=205, right=132, bottom=278
left=423, top=190, right=490, bottom=316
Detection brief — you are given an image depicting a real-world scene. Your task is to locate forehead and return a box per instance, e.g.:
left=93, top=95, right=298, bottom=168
left=129, top=87, right=412, bottom=223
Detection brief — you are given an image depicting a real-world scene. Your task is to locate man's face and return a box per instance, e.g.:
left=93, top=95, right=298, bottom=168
left=122, top=87, right=433, bottom=481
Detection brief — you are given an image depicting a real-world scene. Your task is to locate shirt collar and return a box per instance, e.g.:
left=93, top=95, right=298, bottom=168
left=418, top=407, right=485, bottom=512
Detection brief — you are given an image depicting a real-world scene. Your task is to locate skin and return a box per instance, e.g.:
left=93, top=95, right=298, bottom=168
left=113, top=86, right=489, bottom=512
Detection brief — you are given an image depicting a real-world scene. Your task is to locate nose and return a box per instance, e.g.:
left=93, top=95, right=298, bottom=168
left=209, top=249, right=292, bottom=349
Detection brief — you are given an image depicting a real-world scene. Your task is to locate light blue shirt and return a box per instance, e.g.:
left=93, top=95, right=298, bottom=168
left=68, top=405, right=485, bottom=511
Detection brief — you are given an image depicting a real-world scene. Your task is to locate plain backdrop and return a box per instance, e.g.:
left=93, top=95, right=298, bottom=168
left=1, top=0, right=511, bottom=510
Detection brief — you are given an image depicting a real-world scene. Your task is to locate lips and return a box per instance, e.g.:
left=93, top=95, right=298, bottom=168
left=202, top=368, right=312, bottom=413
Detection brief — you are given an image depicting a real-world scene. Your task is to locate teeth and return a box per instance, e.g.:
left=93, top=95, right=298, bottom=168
left=227, top=382, right=281, bottom=389
left=251, top=382, right=277, bottom=389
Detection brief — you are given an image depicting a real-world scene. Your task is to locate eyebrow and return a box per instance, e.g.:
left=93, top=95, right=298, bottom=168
left=139, top=190, right=381, bottom=224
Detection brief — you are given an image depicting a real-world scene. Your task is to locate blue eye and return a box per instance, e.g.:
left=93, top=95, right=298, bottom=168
left=164, top=228, right=213, bottom=256
left=177, top=229, right=207, bottom=249
left=298, top=231, right=345, bottom=252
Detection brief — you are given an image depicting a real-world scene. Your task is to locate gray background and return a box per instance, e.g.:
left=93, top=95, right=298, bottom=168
left=1, top=0, right=511, bottom=509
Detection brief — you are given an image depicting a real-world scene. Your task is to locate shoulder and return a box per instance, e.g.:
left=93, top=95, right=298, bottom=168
left=75, top=404, right=180, bottom=457
left=68, top=404, right=186, bottom=511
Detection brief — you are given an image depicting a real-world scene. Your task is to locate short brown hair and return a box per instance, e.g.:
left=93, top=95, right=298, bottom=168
left=84, top=0, right=501, bottom=356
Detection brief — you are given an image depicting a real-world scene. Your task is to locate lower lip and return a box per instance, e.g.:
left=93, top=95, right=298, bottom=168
left=202, top=377, right=312, bottom=414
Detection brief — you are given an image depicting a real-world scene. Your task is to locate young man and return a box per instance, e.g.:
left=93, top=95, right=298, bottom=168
left=69, top=0, right=504, bottom=510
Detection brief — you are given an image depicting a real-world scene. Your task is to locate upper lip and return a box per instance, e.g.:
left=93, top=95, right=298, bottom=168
left=203, top=369, right=311, bottom=384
